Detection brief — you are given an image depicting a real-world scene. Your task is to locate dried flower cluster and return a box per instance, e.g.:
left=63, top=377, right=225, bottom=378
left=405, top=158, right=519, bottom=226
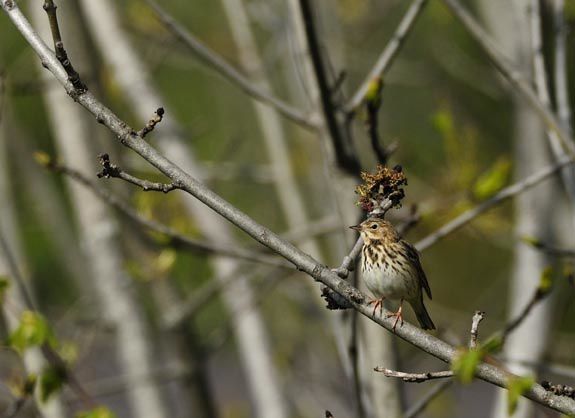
left=355, top=165, right=407, bottom=213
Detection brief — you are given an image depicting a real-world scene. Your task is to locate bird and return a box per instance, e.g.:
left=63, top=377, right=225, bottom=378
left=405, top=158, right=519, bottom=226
left=350, top=218, right=435, bottom=331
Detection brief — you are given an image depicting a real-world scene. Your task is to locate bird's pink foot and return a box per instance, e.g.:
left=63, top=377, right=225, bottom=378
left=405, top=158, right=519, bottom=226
left=367, top=298, right=385, bottom=317
left=386, top=303, right=404, bottom=331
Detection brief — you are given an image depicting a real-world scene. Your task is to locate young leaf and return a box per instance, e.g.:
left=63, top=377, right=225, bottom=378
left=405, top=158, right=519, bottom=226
left=451, top=348, right=483, bottom=383
left=507, top=375, right=534, bottom=415
left=8, top=311, right=54, bottom=353
left=39, top=366, right=66, bottom=402
left=76, top=406, right=118, bottom=418
left=473, top=157, right=511, bottom=201
left=0, top=275, right=10, bottom=302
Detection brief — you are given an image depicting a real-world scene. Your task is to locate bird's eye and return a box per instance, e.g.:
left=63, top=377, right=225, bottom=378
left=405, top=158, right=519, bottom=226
left=370, top=224, right=378, bottom=229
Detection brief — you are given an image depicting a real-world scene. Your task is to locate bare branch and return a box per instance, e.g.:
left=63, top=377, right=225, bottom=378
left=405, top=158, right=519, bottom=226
left=97, top=153, right=179, bottom=193
left=469, top=311, right=485, bottom=350
left=41, top=158, right=294, bottom=268
left=345, top=0, right=429, bottom=112
left=5, top=2, right=575, bottom=414
left=415, top=156, right=574, bottom=251
left=42, top=0, right=85, bottom=91
left=142, top=0, right=319, bottom=131
left=374, top=368, right=454, bottom=383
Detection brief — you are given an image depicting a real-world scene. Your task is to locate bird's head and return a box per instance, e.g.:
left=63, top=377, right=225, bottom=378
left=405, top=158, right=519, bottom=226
left=350, top=218, right=400, bottom=243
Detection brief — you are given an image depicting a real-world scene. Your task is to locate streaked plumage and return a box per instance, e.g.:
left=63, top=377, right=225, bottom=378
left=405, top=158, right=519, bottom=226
left=351, top=218, right=435, bottom=330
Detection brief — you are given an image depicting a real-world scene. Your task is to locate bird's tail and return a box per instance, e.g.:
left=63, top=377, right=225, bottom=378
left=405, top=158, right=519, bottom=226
left=411, top=297, right=435, bottom=330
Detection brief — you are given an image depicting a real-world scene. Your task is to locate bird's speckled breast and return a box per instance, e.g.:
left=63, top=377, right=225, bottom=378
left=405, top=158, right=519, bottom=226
left=361, top=251, right=419, bottom=300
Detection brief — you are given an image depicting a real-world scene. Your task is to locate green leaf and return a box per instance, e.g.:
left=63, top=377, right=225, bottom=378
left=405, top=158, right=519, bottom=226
left=538, top=266, right=554, bottom=295
left=76, top=406, right=118, bottom=418
left=364, top=77, right=383, bottom=108
left=473, top=157, right=511, bottom=200
left=451, top=348, right=483, bottom=383
left=507, top=375, right=534, bottom=415
left=39, top=366, right=66, bottom=402
left=8, top=311, right=54, bottom=353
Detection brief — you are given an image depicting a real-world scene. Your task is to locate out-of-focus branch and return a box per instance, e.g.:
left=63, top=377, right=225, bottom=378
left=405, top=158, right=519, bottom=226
left=415, top=156, right=574, bottom=251
left=345, top=0, right=429, bottom=112
left=441, top=0, right=575, bottom=159
left=5, top=2, right=575, bottom=413
left=40, top=156, right=293, bottom=268
left=297, top=0, right=360, bottom=174
left=405, top=380, right=452, bottom=418
left=142, top=0, right=319, bottom=131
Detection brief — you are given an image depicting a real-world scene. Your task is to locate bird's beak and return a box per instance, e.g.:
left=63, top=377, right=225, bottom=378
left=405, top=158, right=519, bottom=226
left=349, top=224, right=362, bottom=231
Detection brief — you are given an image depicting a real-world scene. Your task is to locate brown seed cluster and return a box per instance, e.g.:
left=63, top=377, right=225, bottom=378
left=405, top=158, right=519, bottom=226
left=355, top=165, right=407, bottom=212
left=541, top=381, right=575, bottom=399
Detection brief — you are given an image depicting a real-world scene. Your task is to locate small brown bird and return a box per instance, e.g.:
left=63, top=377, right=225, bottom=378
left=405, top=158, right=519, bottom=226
left=350, top=218, right=435, bottom=330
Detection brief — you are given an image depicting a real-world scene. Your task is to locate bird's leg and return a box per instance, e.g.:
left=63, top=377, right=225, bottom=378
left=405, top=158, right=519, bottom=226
left=386, top=300, right=404, bottom=331
left=367, top=297, right=385, bottom=317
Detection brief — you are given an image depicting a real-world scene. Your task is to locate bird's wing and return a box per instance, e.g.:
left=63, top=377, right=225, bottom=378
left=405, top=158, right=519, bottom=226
left=404, top=241, right=432, bottom=299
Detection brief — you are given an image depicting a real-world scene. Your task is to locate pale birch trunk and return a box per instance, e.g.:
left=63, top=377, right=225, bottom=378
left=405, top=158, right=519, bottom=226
left=219, top=0, right=354, bottom=393
left=284, top=1, right=403, bottom=417
left=78, top=2, right=289, bottom=417
left=0, top=106, right=66, bottom=418
left=477, top=2, right=558, bottom=418
left=29, top=4, right=170, bottom=418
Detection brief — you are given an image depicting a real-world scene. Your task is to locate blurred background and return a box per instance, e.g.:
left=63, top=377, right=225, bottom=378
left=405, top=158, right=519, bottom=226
left=0, top=0, right=574, bottom=417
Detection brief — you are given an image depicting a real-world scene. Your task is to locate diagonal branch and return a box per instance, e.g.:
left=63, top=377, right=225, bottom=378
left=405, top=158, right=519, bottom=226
left=415, top=156, right=574, bottom=251
left=142, top=0, right=318, bottom=131
left=345, top=0, right=429, bottom=112
left=4, top=2, right=575, bottom=414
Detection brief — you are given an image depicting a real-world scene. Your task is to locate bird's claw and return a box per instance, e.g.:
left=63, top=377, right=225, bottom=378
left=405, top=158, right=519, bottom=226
left=386, top=307, right=404, bottom=332
left=367, top=298, right=385, bottom=317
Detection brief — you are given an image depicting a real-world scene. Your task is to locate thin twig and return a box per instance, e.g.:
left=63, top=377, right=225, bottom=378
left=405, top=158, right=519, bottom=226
left=5, top=3, right=575, bottom=413
left=44, top=159, right=294, bottom=268
left=469, top=311, right=484, bottom=350
left=42, top=0, right=85, bottom=91
left=345, top=0, right=429, bottom=112
left=404, top=380, right=453, bottom=418
left=500, top=281, right=552, bottom=345
left=97, top=153, right=179, bottom=193
left=523, top=238, right=575, bottom=258
left=137, top=107, right=164, bottom=138
left=415, top=156, right=575, bottom=251
left=297, top=0, right=360, bottom=174
left=374, top=368, right=454, bottom=383
left=441, top=0, right=575, bottom=159
left=142, top=0, right=318, bottom=131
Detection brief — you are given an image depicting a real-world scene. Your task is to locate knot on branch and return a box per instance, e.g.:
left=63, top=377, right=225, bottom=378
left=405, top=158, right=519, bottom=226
left=97, top=153, right=120, bottom=179
left=541, top=381, right=575, bottom=399
left=321, top=286, right=353, bottom=310
left=356, top=164, right=407, bottom=214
